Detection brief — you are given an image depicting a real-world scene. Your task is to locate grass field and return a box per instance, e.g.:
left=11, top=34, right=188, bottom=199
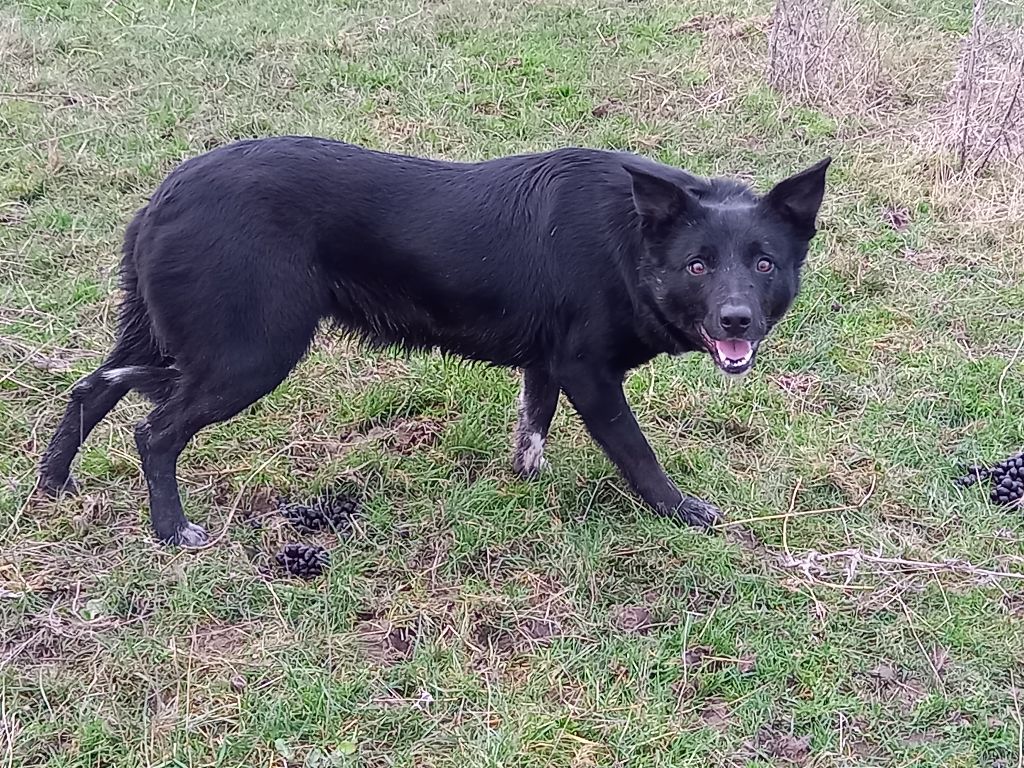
left=2, top=0, right=1024, bottom=765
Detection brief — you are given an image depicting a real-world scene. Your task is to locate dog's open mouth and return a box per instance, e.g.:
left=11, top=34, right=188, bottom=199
left=699, top=328, right=759, bottom=375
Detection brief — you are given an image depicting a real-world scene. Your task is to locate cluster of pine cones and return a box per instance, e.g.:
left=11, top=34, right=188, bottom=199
left=273, top=490, right=360, bottom=579
left=956, top=450, right=1024, bottom=507
left=275, top=543, right=330, bottom=580
left=279, top=492, right=360, bottom=534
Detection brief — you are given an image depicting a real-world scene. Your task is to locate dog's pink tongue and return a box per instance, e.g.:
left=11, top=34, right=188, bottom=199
left=715, top=339, right=752, bottom=361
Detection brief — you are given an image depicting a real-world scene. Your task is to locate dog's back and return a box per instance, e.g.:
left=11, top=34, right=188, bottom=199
left=127, top=137, right=645, bottom=369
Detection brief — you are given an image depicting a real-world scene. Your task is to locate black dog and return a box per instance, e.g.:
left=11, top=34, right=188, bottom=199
left=38, top=138, right=829, bottom=545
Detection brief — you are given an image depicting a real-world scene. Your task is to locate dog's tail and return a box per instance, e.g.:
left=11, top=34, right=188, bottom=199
left=105, top=207, right=180, bottom=402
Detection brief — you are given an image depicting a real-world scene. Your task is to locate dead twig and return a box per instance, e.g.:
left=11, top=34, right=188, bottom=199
left=785, top=548, right=1024, bottom=584
left=958, top=0, right=986, bottom=170
left=782, top=479, right=800, bottom=562
left=1012, top=670, right=1024, bottom=768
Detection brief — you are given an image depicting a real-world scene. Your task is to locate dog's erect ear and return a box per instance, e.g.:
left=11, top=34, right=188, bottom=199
left=625, top=166, right=700, bottom=227
left=764, top=157, right=831, bottom=236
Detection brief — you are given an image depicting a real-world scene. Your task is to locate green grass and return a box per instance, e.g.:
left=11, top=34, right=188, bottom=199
left=2, top=0, right=1024, bottom=766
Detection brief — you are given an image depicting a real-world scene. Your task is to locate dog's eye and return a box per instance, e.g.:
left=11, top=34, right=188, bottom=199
left=687, top=259, right=707, bottom=276
left=756, top=258, right=774, bottom=273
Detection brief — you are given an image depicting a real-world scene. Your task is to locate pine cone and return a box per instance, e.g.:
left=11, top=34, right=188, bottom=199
left=276, top=543, right=329, bottom=579
left=279, top=491, right=360, bottom=534
left=958, top=450, right=1024, bottom=506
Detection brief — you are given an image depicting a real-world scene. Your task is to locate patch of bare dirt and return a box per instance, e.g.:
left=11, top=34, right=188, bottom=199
left=471, top=620, right=516, bottom=654
left=774, top=372, right=824, bottom=412
left=882, top=204, right=912, bottom=232
left=1, top=597, right=145, bottom=670
left=349, top=415, right=444, bottom=455
left=521, top=615, right=560, bottom=641
left=468, top=574, right=577, bottom=656
left=775, top=372, right=822, bottom=397
left=469, top=612, right=561, bottom=654
left=471, top=100, right=502, bottom=116
left=610, top=604, right=654, bottom=634
left=740, top=724, right=812, bottom=764
left=189, top=623, right=256, bottom=657
left=698, top=697, right=733, bottom=731
left=354, top=616, right=416, bottom=665
left=283, top=413, right=444, bottom=476
left=863, top=661, right=928, bottom=713
left=728, top=526, right=769, bottom=556
left=835, top=714, right=885, bottom=760
left=591, top=97, right=625, bottom=118
left=682, top=645, right=757, bottom=675
left=213, top=483, right=278, bottom=523
left=1001, top=590, right=1024, bottom=616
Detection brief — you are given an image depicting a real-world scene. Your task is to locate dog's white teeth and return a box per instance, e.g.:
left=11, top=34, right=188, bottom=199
left=723, top=353, right=752, bottom=365
left=719, top=349, right=755, bottom=371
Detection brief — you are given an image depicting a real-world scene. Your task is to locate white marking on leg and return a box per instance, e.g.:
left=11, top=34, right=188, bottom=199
left=101, top=365, right=147, bottom=383
left=521, top=432, right=546, bottom=475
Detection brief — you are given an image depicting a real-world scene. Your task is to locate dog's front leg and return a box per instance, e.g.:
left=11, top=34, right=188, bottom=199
left=559, top=368, right=722, bottom=528
left=513, top=367, right=560, bottom=478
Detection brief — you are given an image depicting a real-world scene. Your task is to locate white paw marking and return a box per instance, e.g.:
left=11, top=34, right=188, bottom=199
left=521, top=432, right=546, bottom=474
left=173, top=522, right=209, bottom=548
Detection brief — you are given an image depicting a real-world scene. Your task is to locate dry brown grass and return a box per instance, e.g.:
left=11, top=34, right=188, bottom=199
left=952, top=3, right=1023, bottom=174
left=926, top=0, right=1024, bottom=177
left=766, top=0, right=890, bottom=115
left=762, top=0, right=1023, bottom=248
left=913, top=1, right=1024, bottom=235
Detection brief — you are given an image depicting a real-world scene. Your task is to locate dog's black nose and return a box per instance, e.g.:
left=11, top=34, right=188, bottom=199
left=719, top=304, right=752, bottom=334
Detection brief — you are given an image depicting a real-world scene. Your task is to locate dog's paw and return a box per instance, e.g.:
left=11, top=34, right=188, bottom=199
left=512, top=455, right=548, bottom=479
left=512, top=432, right=548, bottom=479
left=38, top=474, right=81, bottom=498
left=675, top=496, right=724, bottom=529
left=165, top=521, right=209, bottom=548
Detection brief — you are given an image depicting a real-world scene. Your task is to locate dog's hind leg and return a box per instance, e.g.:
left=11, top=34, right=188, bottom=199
left=39, top=220, right=166, bottom=497
left=38, top=292, right=165, bottom=497
left=135, top=343, right=312, bottom=547
left=512, top=367, right=560, bottom=478
left=38, top=365, right=132, bottom=496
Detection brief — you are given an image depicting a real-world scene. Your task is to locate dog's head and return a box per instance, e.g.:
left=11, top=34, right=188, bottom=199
left=627, top=158, right=830, bottom=375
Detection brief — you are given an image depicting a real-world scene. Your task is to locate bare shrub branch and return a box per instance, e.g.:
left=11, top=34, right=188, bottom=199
left=766, top=0, right=889, bottom=114
left=930, top=0, right=1024, bottom=176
